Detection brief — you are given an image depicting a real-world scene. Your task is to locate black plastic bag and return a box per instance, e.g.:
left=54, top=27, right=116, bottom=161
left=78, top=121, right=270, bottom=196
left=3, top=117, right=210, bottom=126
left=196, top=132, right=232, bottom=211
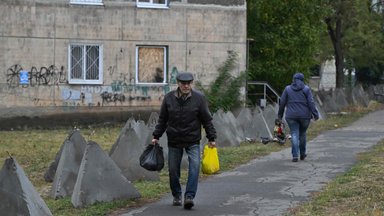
left=139, top=144, right=165, bottom=171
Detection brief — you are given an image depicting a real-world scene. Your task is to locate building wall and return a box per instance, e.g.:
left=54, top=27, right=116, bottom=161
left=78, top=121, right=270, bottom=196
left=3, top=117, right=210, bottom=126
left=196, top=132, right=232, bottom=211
left=319, top=59, right=337, bottom=91
left=0, top=0, right=247, bottom=118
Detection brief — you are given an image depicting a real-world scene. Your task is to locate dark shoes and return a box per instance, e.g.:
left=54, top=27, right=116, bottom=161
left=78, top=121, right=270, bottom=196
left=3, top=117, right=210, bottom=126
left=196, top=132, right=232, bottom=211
left=173, top=196, right=182, bottom=206
left=173, top=195, right=194, bottom=209
left=292, top=154, right=307, bottom=162
left=183, top=196, right=194, bottom=210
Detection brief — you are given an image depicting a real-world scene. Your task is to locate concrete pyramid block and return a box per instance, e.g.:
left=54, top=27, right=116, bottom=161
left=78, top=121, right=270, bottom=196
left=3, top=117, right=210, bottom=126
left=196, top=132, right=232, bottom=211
left=317, top=90, right=341, bottom=113
left=0, top=157, right=53, bottom=216
left=71, top=141, right=141, bottom=208
left=213, top=110, right=239, bottom=147
left=253, top=111, right=271, bottom=139
left=50, top=139, right=84, bottom=199
left=223, top=110, right=244, bottom=143
left=334, top=88, right=349, bottom=109
left=237, top=108, right=258, bottom=140
left=110, top=127, right=160, bottom=181
left=367, top=85, right=384, bottom=102
left=44, top=130, right=86, bottom=182
left=44, top=142, right=65, bottom=183
left=352, top=85, right=370, bottom=107
left=236, top=108, right=253, bottom=128
left=110, top=117, right=137, bottom=154
left=125, top=117, right=137, bottom=129
left=133, top=120, right=151, bottom=146
left=146, top=112, right=159, bottom=128
left=262, top=105, right=277, bottom=134
left=315, top=101, right=327, bottom=120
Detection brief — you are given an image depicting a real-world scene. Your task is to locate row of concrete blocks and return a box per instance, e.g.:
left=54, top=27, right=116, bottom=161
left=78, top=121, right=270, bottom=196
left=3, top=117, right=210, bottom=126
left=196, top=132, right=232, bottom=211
left=314, top=85, right=371, bottom=113
left=0, top=86, right=373, bottom=214
left=0, top=130, right=143, bottom=215
left=39, top=107, right=287, bottom=210
left=367, top=84, right=384, bottom=103
left=0, top=104, right=323, bottom=214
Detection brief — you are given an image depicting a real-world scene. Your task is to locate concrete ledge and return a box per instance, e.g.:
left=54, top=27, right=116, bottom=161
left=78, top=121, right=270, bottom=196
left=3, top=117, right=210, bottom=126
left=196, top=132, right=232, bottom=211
left=0, top=106, right=158, bottom=130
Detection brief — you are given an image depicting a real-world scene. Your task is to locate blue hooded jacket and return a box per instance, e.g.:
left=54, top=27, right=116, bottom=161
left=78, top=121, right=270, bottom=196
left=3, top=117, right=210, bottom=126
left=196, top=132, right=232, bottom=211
left=278, top=73, right=319, bottom=120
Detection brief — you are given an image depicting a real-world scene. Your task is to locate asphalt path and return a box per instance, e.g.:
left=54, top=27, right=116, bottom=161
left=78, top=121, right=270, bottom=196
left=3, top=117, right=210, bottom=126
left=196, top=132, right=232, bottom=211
left=117, top=109, right=384, bottom=216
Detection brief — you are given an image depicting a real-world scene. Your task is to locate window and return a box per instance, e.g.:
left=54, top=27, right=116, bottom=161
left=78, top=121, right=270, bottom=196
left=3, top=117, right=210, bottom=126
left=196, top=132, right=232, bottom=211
left=70, top=0, right=103, bottom=5
left=136, top=0, right=169, bottom=9
left=68, top=44, right=103, bottom=84
left=136, top=46, right=167, bottom=85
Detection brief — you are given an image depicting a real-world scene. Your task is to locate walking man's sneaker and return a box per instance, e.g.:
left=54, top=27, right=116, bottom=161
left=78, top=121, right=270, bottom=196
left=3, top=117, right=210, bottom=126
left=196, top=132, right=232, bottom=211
left=183, top=196, right=194, bottom=210
left=300, top=154, right=307, bottom=160
left=173, top=196, right=182, bottom=206
left=292, top=158, right=298, bottom=162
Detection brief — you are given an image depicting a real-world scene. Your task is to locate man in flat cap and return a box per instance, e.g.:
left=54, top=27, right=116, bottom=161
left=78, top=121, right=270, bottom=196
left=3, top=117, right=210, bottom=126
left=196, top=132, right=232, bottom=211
left=152, top=72, right=216, bottom=210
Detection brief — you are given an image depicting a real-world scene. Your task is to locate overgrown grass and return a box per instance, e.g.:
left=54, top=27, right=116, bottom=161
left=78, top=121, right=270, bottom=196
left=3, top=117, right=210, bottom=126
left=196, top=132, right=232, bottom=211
left=0, top=103, right=382, bottom=216
left=287, top=140, right=384, bottom=216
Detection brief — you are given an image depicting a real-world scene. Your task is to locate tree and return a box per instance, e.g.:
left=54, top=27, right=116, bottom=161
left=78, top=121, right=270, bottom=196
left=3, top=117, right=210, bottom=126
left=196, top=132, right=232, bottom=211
left=349, top=0, right=384, bottom=86
left=247, top=0, right=384, bottom=93
left=324, top=0, right=384, bottom=88
left=195, top=51, right=245, bottom=113
left=247, top=0, right=327, bottom=93
left=324, top=1, right=351, bottom=88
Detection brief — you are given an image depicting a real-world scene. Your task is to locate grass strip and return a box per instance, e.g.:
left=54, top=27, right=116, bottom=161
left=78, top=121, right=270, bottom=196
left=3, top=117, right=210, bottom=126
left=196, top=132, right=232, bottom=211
left=0, top=103, right=382, bottom=215
left=288, top=139, right=384, bottom=216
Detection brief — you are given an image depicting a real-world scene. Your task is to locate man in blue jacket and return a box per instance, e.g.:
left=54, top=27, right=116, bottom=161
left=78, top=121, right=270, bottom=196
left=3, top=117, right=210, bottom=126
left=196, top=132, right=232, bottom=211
left=152, top=72, right=216, bottom=209
left=278, top=72, right=319, bottom=162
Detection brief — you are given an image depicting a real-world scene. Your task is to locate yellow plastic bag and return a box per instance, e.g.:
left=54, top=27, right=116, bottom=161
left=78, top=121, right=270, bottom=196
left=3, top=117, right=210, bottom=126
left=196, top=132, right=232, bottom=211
left=201, top=145, right=220, bottom=174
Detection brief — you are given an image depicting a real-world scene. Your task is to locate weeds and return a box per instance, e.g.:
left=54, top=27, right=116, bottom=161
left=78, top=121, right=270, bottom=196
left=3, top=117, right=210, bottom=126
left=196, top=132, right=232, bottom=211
left=0, top=104, right=382, bottom=215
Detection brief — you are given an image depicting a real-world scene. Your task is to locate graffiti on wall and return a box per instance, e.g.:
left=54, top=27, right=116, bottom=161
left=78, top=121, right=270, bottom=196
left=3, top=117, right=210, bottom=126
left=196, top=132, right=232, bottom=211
left=5, top=64, right=67, bottom=87
left=100, top=91, right=126, bottom=104
left=1, top=65, right=182, bottom=107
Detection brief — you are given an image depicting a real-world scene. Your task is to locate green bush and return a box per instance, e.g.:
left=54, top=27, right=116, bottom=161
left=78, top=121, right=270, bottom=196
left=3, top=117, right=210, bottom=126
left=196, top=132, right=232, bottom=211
left=195, top=51, right=246, bottom=113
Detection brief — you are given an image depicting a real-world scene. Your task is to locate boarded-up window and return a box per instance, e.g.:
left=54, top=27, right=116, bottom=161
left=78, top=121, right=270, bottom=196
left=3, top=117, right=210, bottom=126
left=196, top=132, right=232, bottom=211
left=136, top=46, right=167, bottom=84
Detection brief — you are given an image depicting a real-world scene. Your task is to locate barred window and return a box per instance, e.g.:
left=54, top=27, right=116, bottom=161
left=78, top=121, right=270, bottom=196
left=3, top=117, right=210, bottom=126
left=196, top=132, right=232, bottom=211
left=136, top=0, right=169, bottom=9
left=136, top=46, right=167, bottom=85
left=70, top=0, right=103, bottom=5
left=69, top=44, right=103, bottom=84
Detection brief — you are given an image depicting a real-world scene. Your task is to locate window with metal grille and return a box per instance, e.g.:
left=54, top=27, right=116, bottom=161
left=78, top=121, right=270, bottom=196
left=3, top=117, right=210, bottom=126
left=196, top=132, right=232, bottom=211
left=70, top=0, right=103, bottom=5
left=68, top=44, right=103, bottom=84
left=136, top=46, right=167, bottom=84
left=136, top=0, right=169, bottom=9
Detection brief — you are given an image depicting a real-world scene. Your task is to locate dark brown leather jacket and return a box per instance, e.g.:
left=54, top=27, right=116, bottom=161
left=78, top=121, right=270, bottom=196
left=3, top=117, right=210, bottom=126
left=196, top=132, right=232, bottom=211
left=153, top=88, right=216, bottom=148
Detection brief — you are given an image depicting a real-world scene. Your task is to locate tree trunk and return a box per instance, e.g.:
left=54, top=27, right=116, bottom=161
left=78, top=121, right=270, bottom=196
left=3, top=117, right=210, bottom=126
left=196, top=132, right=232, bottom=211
left=326, top=14, right=344, bottom=89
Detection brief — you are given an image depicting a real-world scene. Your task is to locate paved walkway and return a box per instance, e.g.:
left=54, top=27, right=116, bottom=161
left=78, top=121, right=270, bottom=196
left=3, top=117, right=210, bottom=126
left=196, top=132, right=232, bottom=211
left=117, top=109, right=384, bottom=216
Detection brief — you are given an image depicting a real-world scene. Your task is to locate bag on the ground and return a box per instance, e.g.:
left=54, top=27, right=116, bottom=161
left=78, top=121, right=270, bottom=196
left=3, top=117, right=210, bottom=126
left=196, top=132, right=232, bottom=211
left=201, top=145, right=220, bottom=174
left=139, top=144, right=164, bottom=171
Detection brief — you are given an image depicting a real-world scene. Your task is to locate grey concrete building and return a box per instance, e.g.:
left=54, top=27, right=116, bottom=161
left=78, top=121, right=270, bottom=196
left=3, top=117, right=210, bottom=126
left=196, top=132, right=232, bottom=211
left=0, top=0, right=247, bottom=121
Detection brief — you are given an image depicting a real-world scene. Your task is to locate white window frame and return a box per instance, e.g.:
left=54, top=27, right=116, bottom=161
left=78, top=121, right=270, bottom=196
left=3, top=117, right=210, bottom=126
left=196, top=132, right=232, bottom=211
left=70, top=0, right=103, bottom=6
left=68, top=44, right=103, bottom=85
left=135, top=45, right=167, bottom=85
left=136, top=0, right=169, bottom=9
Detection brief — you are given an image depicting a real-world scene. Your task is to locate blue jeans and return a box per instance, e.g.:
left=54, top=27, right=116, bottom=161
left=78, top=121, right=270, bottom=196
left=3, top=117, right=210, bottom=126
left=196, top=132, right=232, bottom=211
left=168, top=144, right=200, bottom=199
left=286, top=118, right=310, bottom=159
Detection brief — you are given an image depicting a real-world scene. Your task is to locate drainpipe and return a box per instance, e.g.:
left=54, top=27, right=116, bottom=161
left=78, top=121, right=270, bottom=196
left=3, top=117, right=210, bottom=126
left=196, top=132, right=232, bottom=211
left=245, top=38, right=254, bottom=106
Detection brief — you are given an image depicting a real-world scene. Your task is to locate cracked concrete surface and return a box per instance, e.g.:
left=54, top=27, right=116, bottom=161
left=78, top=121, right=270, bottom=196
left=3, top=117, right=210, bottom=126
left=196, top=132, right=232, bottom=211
left=117, top=109, right=384, bottom=216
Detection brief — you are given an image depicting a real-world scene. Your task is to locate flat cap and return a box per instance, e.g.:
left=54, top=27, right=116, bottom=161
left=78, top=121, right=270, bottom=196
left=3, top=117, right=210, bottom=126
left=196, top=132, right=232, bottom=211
left=176, top=72, right=194, bottom=82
